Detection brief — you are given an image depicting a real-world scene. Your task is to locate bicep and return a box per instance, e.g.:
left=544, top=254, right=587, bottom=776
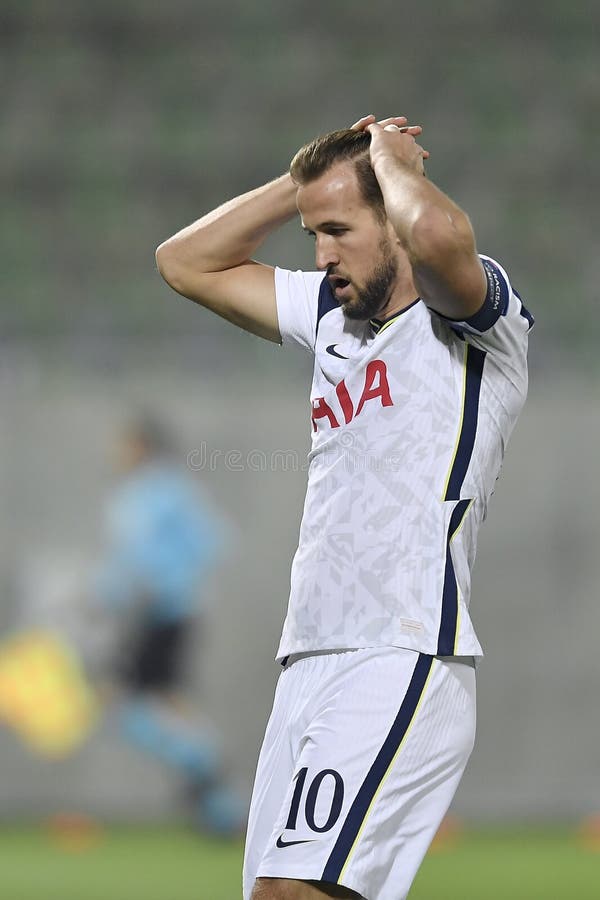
left=414, top=252, right=487, bottom=320
left=410, top=210, right=487, bottom=320
left=158, top=257, right=281, bottom=343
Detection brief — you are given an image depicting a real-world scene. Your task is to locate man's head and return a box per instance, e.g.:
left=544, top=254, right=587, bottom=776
left=115, top=415, right=173, bottom=473
left=290, top=129, right=385, bottom=223
left=290, top=129, right=403, bottom=321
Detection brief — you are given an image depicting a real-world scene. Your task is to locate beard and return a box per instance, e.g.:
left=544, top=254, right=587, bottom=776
left=340, top=238, right=398, bottom=321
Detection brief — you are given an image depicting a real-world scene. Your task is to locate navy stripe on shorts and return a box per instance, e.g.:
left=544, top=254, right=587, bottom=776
left=321, top=653, right=434, bottom=883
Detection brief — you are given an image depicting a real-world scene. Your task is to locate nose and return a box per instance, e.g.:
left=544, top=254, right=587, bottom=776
left=315, top=235, right=340, bottom=272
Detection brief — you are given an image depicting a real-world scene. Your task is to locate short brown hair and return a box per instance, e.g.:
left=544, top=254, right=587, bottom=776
left=290, top=129, right=385, bottom=221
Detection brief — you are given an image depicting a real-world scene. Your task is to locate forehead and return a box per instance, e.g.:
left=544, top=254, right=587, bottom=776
left=296, top=161, right=368, bottom=226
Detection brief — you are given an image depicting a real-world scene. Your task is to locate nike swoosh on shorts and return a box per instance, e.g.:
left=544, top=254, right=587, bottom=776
left=276, top=834, right=317, bottom=848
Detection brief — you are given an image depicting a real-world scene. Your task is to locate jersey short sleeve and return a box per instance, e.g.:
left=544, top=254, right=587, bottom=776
left=274, top=267, right=325, bottom=353
left=437, top=254, right=534, bottom=362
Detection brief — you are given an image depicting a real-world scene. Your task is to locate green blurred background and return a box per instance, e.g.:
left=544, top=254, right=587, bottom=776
left=1, top=1, right=599, bottom=896
left=3, top=0, right=599, bottom=356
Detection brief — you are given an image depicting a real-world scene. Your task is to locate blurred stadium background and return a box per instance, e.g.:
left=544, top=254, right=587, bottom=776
left=1, top=0, right=599, bottom=896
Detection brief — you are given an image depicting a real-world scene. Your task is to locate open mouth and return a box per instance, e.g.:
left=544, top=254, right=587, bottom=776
left=328, top=276, right=351, bottom=294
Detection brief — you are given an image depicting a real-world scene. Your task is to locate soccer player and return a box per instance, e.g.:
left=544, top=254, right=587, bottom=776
left=156, top=114, right=533, bottom=900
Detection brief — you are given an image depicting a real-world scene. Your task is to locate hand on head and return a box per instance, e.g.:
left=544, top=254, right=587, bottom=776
left=351, top=113, right=406, bottom=132
left=350, top=113, right=429, bottom=175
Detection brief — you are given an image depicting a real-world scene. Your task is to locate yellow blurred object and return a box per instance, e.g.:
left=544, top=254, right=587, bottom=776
left=429, top=814, right=464, bottom=852
left=0, top=630, right=98, bottom=757
left=46, top=811, right=105, bottom=852
left=578, top=814, right=600, bottom=852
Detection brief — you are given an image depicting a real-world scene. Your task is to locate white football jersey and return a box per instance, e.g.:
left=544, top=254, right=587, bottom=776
left=274, top=255, right=533, bottom=661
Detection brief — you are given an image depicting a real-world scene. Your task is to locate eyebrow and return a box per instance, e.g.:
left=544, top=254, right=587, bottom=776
left=301, top=220, right=348, bottom=233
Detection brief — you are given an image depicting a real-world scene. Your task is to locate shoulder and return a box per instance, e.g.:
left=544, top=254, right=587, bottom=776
left=274, top=267, right=327, bottom=301
left=275, top=268, right=331, bottom=352
left=427, top=254, right=533, bottom=359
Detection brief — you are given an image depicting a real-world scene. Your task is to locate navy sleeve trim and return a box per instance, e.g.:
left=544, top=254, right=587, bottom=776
left=433, top=258, right=510, bottom=334
left=460, top=258, right=510, bottom=332
left=315, top=277, right=340, bottom=338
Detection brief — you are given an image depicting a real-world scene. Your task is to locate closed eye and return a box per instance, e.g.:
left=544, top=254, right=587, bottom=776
left=302, top=226, right=349, bottom=238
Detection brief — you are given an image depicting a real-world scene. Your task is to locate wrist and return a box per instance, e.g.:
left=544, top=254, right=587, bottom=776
left=372, top=153, right=421, bottom=185
left=268, top=172, right=299, bottom=219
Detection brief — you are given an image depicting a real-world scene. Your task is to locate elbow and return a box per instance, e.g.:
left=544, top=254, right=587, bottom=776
left=155, top=239, right=176, bottom=285
left=155, top=239, right=187, bottom=294
left=155, top=239, right=169, bottom=273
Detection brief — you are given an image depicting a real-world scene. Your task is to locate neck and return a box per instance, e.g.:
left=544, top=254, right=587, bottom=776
left=375, top=268, right=418, bottom=320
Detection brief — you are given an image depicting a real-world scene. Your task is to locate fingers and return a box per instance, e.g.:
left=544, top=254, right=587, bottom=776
left=350, top=114, right=377, bottom=131
left=367, top=122, right=430, bottom=162
left=352, top=116, right=430, bottom=162
left=377, top=116, right=409, bottom=129
left=350, top=114, right=412, bottom=132
left=367, top=122, right=423, bottom=136
left=367, top=122, right=425, bottom=145
left=351, top=116, right=425, bottom=141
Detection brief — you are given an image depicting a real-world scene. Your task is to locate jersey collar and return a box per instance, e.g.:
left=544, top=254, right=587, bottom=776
left=370, top=297, right=421, bottom=335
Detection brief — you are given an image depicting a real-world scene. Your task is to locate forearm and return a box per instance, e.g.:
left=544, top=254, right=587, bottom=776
left=156, top=173, right=298, bottom=275
left=373, top=159, right=476, bottom=264
left=369, top=136, right=485, bottom=317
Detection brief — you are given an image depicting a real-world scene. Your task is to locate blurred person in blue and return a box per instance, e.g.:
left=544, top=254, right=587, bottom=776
left=95, top=414, right=243, bottom=835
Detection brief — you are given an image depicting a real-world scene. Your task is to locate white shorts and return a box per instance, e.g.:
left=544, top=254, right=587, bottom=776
left=242, top=647, right=476, bottom=900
